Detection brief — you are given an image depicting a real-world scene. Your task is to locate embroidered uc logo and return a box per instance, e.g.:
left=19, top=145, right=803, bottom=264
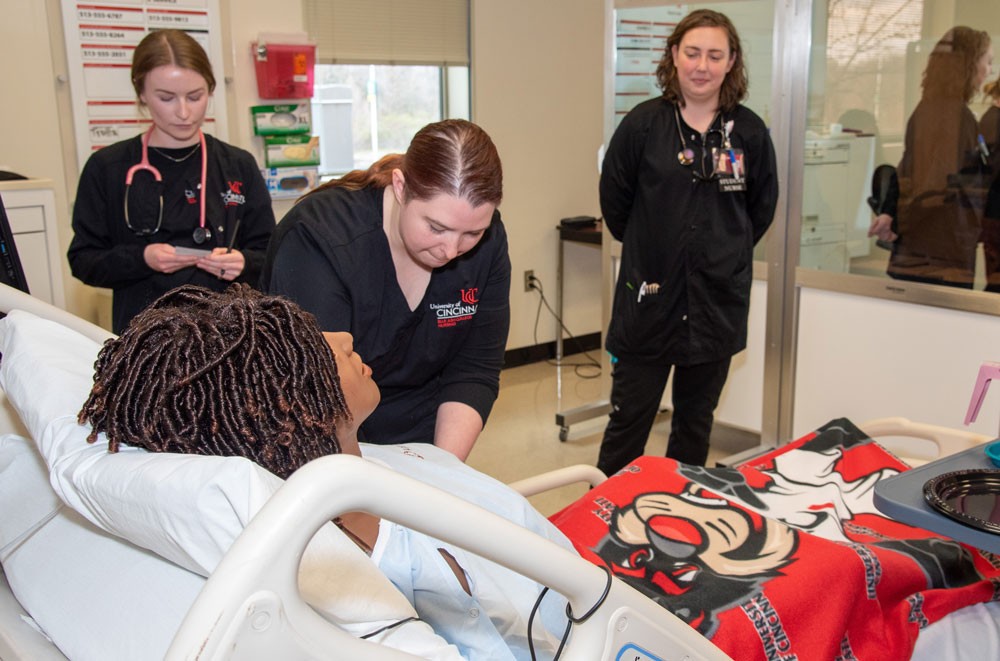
left=460, top=288, right=479, bottom=304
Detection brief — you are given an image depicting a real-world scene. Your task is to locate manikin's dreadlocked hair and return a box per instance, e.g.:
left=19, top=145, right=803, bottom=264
left=79, top=284, right=349, bottom=479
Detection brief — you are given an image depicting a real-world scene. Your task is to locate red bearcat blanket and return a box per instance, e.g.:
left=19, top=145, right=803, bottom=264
left=549, top=419, right=1000, bottom=660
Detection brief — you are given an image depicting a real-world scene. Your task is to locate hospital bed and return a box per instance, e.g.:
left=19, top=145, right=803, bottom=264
left=0, top=282, right=998, bottom=660
left=0, top=282, right=726, bottom=661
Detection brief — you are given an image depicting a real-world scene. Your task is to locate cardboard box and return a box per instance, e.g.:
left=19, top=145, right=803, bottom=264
left=260, top=166, right=319, bottom=200
left=251, top=104, right=311, bottom=135
left=264, top=134, right=320, bottom=168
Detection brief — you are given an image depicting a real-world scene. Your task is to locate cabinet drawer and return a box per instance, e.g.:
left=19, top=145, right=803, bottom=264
left=7, top=205, right=45, bottom=234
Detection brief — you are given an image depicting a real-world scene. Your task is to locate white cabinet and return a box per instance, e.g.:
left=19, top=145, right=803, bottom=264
left=801, top=135, right=876, bottom=271
left=0, top=179, right=65, bottom=308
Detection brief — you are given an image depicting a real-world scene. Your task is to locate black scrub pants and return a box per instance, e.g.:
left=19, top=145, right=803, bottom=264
left=596, top=356, right=732, bottom=476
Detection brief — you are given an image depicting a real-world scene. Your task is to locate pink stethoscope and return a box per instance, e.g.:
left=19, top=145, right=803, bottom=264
left=124, top=126, right=210, bottom=243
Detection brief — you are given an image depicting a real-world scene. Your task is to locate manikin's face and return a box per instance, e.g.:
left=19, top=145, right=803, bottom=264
left=139, top=64, right=210, bottom=147
left=323, top=332, right=380, bottom=424
left=391, top=170, right=495, bottom=270
left=671, top=26, right=736, bottom=106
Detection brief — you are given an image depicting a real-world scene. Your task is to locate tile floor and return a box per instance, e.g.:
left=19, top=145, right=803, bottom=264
left=466, top=359, right=761, bottom=516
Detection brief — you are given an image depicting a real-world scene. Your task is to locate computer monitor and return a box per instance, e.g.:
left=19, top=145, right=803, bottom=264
left=0, top=192, right=30, bottom=295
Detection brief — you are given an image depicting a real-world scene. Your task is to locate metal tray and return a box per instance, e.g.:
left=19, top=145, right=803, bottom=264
left=923, top=469, right=1000, bottom=534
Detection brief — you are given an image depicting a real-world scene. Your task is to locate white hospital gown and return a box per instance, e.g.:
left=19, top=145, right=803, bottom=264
left=361, top=443, right=573, bottom=660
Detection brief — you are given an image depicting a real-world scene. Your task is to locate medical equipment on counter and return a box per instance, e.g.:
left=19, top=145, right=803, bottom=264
left=125, top=127, right=209, bottom=244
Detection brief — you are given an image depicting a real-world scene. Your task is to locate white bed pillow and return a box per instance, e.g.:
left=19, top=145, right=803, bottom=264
left=0, top=433, right=205, bottom=661
left=0, top=310, right=425, bottom=634
left=0, top=309, right=280, bottom=576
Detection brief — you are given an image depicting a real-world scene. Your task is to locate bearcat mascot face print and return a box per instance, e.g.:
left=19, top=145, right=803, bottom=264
left=595, top=484, right=797, bottom=636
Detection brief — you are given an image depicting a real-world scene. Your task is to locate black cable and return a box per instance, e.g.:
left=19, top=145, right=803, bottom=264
left=565, top=565, right=613, bottom=624
left=553, top=619, right=573, bottom=660
left=527, top=566, right=614, bottom=660
left=360, top=616, right=420, bottom=639
left=527, top=586, right=549, bottom=660
left=527, top=277, right=602, bottom=379
left=527, top=586, right=573, bottom=661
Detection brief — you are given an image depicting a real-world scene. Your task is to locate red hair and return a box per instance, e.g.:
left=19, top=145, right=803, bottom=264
left=305, top=119, right=502, bottom=206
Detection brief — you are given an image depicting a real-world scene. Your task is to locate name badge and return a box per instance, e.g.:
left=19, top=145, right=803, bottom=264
left=712, top=147, right=747, bottom=192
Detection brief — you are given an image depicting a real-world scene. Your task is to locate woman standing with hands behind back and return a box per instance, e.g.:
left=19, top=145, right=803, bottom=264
left=68, top=29, right=275, bottom=334
left=261, top=119, right=510, bottom=461
left=596, top=10, right=778, bottom=477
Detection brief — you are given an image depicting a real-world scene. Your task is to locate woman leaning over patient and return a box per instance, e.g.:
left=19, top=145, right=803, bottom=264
left=67, top=29, right=275, bottom=334
left=261, top=119, right=510, bottom=460
left=79, top=283, right=569, bottom=660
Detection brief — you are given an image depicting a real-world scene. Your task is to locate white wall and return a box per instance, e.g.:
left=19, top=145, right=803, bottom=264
left=2, top=1, right=84, bottom=318
left=795, top=287, right=1000, bottom=439
left=715, top=280, right=1000, bottom=439
left=471, top=0, right=605, bottom=350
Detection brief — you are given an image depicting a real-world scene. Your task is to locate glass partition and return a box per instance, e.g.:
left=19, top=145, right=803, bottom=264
left=803, top=0, right=1000, bottom=292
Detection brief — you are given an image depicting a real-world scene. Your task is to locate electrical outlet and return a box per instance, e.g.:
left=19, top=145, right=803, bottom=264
left=523, top=269, right=535, bottom=292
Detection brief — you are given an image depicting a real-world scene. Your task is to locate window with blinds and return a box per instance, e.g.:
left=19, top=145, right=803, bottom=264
left=304, top=1, right=471, bottom=175
left=302, top=0, right=470, bottom=66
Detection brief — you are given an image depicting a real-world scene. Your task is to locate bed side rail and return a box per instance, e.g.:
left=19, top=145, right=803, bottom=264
left=167, top=455, right=730, bottom=661
left=860, top=416, right=992, bottom=465
left=507, top=464, right=607, bottom=497
left=0, top=283, right=112, bottom=344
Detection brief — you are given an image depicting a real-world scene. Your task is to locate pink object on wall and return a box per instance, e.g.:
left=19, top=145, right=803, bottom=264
left=964, top=362, right=1000, bottom=425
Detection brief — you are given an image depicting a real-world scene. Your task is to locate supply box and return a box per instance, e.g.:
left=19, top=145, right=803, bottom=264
left=264, top=134, right=320, bottom=168
left=261, top=167, right=319, bottom=200
left=251, top=104, right=311, bottom=135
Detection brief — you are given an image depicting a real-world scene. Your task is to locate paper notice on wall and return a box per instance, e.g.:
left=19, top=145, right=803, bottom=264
left=613, top=5, right=686, bottom=127
left=61, top=0, right=228, bottom=172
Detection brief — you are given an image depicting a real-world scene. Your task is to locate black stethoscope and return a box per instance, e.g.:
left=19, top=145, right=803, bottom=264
left=124, top=126, right=211, bottom=244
